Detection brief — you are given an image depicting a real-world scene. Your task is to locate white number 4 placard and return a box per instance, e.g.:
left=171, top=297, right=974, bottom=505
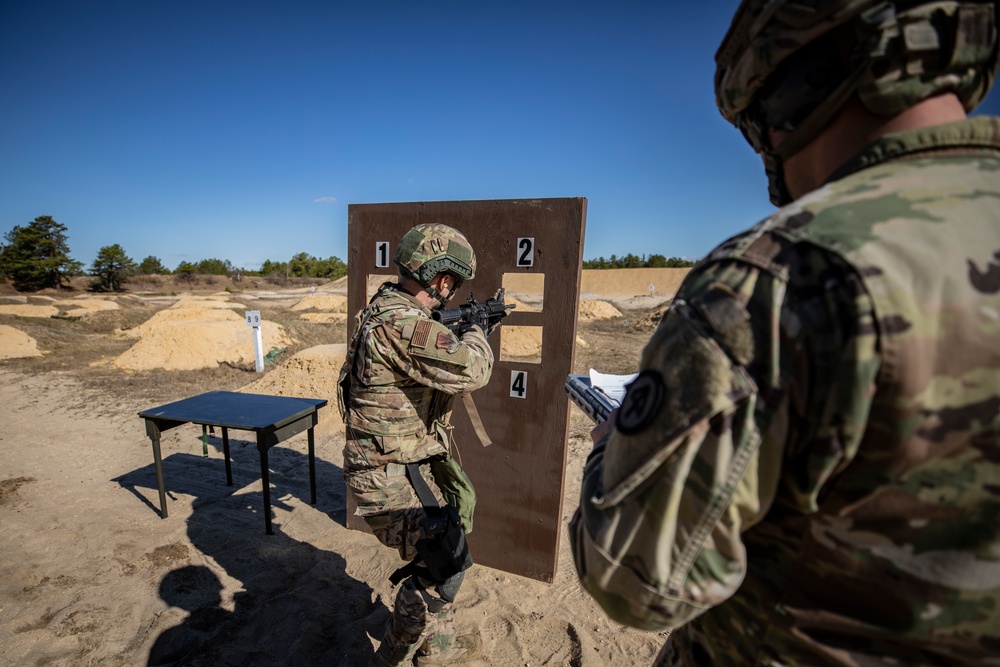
left=510, top=370, right=527, bottom=399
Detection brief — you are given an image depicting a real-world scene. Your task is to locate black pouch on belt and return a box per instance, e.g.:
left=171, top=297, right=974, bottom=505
left=389, top=462, right=473, bottom=585
left=416, top=504, right=472, bottom=582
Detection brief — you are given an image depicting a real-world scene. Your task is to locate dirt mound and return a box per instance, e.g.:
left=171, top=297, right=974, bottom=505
left=170, top=295, right=247, bottom=310
left=0, top=325, right=43, bottom=359
left=0, top=304, right=59, bottom=318
left=290, top=294, right=347, bottom=312
left=318, top=276, right=348, bottom=293
left=122, top=308, right=245, bottom=338
left=299, top=312, right=348, bottom=324
left=578, top=300, right=623, bottom=321
left=241, top=344, right=347, bottom=435
left=54, top=298, right=120, bottom=318
left=635, top=301, right=672, bottom=331
left=113, top=308, right=293, bottom=371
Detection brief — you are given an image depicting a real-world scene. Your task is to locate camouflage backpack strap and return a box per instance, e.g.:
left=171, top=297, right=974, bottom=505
left=337, top=307, right=369, bottom=419
left=700, top=212, right=793, bottom=281
left=337, top=290, right=393, bottom=419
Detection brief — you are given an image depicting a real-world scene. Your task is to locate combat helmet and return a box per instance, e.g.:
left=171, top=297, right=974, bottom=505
left=394, top=223, right=477, bottom=307
left=715, top=0, right=999, bottom=206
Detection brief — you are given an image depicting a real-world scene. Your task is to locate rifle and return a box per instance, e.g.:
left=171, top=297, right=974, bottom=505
left=564, top=374, right=619, bottom=425
left=432, top=288, right=515, bottom=337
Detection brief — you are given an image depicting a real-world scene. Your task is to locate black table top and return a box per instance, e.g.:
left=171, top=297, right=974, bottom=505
left=139, top=391, right=328, bottom=431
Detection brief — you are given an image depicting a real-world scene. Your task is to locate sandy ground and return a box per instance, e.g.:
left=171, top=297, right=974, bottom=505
left=0, top=270, right=686, bottom=667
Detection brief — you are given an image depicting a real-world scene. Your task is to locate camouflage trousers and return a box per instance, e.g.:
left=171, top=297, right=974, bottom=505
left=360, top=466, right=465, bottom=666
left=370, top=570, right=465, bottom=666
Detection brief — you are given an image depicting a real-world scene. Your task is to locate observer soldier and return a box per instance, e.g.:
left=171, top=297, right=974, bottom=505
left=570, top=1, right=1000, bottom=665
left=338, top=223, right=493, bottom=666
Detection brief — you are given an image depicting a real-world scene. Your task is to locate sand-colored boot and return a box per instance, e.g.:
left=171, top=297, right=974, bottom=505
left=413, top=633, right=483, bottom=666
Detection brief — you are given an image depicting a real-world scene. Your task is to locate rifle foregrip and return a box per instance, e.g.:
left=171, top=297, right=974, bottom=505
left=565, top=376, right=614, bottom=425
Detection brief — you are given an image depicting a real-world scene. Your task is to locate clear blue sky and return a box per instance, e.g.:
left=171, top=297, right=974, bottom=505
left=2, top=1, right=998, bottom=272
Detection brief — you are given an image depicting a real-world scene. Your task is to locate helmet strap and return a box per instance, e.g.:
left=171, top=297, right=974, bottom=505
left=764, top=63, right=869, bottom=206
left=421, top=273, right=453, bottom=309
left=762, top=152, right=792, bottom=208
left=425, top=283, right=450, bottom=309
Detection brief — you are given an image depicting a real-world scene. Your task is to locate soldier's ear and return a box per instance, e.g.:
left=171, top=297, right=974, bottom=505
left=436, top=274, right=453, bottom=292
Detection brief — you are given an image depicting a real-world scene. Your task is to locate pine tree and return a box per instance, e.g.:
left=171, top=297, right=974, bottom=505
left=90, top=244, right=137, bottom=292
left=0, top=216, right=81, bottom=290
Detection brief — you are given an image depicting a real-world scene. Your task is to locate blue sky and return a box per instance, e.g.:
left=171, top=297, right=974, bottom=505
left=2, top=1, right=998, bottom=272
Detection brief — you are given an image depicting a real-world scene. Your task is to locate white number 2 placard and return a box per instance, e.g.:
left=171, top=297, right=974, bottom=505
left=516, top=237, right=534, bottom=267
left=510, top=370, right=527, bottom=399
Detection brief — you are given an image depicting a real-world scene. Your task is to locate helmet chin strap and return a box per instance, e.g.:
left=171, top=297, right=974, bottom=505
left=426, top=285, right=450, bottom=309
left=424, top=276, right=451, bottom=309
left=762, top=152, right=792, bottom=207
left=762, top=64, right=868, bottom=206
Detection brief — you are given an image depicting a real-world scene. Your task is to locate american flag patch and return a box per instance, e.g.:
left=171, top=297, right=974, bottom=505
left=411, top=319, right=432, bottom=348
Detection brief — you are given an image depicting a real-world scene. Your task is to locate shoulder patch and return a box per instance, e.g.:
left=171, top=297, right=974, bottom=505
left=436, top=331, right=458, bottom=353
left=409, top=319, right=470, bottom=365
left=615, top=370, right=665, bottom=435
left=411, top=319, right=432, bottom=349
left=597, top=313, right=757, bottom=506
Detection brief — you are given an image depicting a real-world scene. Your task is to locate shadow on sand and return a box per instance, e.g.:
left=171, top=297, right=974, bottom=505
left=116, top=435, right=387, bottom=666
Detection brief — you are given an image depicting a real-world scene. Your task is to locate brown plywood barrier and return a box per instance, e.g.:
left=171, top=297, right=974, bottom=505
left=345, top=198, right=586, bottom=582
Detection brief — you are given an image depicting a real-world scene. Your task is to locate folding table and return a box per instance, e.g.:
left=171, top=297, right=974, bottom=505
left=139, top=390, right=328, bottom=534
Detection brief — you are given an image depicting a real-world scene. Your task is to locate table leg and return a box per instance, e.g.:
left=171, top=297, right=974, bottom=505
left=222, top=427, right=233, bottom=486
left=258, top=437, right=273, bottom=535
left=308, top=427, right=317, bottom=505
left=150, top=432, right=168, bottom=519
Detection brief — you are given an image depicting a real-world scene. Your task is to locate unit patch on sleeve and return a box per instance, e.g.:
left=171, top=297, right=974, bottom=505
left=436, top=331, right=458, bottom=353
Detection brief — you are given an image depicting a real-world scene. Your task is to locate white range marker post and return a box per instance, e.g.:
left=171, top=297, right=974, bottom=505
left=245, top=310, right=264, bottom=372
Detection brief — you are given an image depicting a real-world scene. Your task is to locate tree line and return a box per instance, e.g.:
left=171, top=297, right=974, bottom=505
left=582, top=253, right=694, bottom=269
left=0, top=215, right=692, bottom=293
left=0, top=216, right=348, bottom=292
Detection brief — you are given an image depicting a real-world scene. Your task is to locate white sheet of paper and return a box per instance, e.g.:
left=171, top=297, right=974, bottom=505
left=589, top=368, right=638, bottom=405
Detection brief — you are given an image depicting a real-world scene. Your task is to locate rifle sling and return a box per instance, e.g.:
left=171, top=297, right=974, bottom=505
left=406, top=462, right=441, bottom=509
left=461, top=394, right=492, bottom=447
left=388, top=463, right=440, bottom=586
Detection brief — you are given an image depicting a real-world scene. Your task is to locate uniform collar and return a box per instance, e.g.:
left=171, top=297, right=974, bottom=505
left=379, top=281, right=433, bottom=316
left=826, top=116, right=1000, bottom=186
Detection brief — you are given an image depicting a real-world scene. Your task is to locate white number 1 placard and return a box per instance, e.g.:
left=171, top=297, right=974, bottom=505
left=375, top=241, right=390, bottom=268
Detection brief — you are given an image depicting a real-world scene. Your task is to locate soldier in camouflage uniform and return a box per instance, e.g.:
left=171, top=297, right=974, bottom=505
left=570, top=1, right=1000, bottom=665
left=339, top=223, right=493, bottom=666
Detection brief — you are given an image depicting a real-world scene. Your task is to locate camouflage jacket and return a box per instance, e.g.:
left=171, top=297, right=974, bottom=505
left=339, top=282, right=493, bottom=476
left=570, top=117, right=1000, bottom=666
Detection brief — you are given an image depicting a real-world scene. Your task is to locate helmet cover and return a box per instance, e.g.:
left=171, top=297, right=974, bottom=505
left=394, top=223, right=477, bottom=287
left=715, top=0, right=999, bottom=205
